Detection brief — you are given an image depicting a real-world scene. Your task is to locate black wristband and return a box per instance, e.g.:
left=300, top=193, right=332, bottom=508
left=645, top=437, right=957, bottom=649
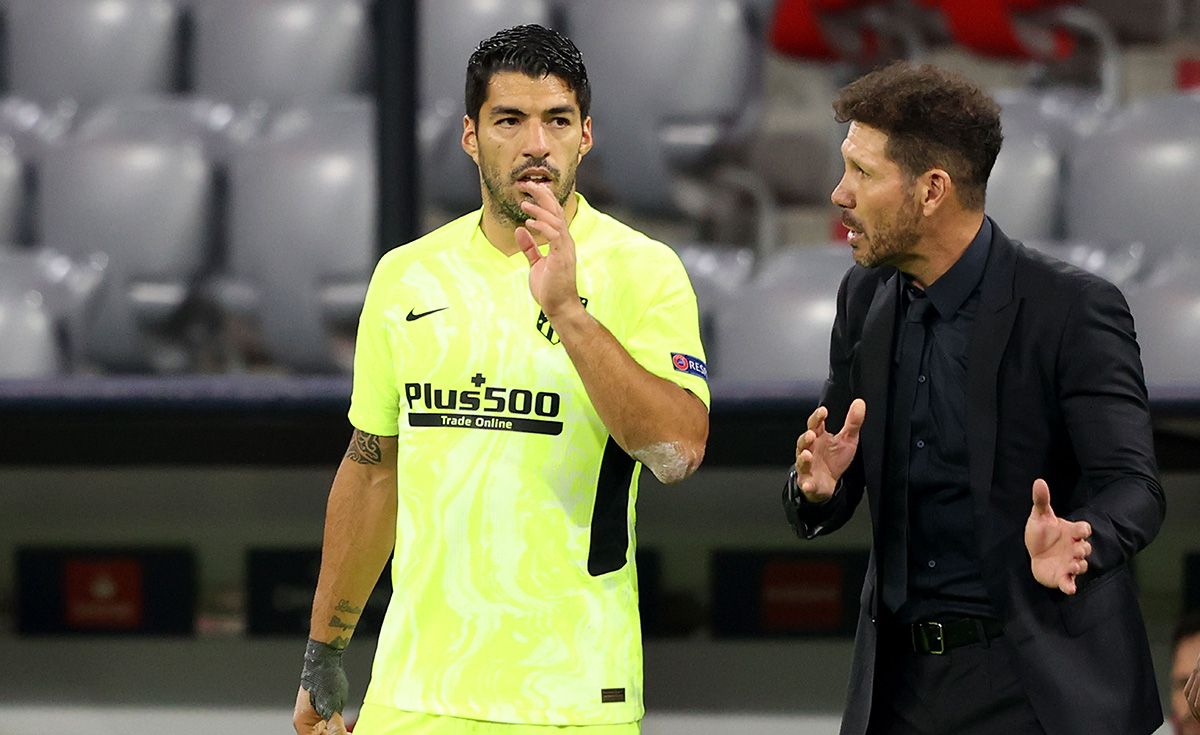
left=300, top=638, right=349, bottom=721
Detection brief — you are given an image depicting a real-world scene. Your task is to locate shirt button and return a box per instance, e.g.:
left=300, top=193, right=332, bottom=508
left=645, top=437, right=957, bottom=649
left=916, top=439, right=926, bottom=449
left=918, top=375, right=927, bottom=383
left=928, top=560, right=937, bottom=568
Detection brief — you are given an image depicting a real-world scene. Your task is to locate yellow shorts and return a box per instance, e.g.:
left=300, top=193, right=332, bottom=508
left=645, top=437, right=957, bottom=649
left=351, top=704, right=641, bottom=735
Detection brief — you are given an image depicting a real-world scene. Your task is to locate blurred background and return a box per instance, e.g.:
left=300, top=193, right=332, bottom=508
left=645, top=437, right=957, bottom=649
left=0, top=0, right=1199, bottom=733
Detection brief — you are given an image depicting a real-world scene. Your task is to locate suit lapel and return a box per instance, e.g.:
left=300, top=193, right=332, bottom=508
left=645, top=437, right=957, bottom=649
left=966, top=224, right=1020, bottom=531
left=859, top=272, right=899, bottom=520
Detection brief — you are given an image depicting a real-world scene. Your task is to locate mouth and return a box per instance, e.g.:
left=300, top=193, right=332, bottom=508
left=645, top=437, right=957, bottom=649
left=514, top=168, right=557, bottom=193
left=842, top=213, right=865, bottom=245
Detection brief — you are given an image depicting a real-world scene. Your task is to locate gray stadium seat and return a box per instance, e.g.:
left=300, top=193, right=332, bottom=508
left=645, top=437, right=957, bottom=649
left=1065, top=94, right=1200, bottom=260
left=709, top=244, right=852, bottom=391
left=6, top=0, right=179, bottom=107
left=0, top=248, right=62, bottom=377
left=191, top=0, right=370, bottom=106
left=224, top=99, right=376, bottom=372
left=0, top=138, right=25, bottom=244
left=418, top=0, right=552, bottom=214
left=1124, top=254, right=1200, bottom=395
left=39, top=132, right=212, bottom=371
left=987, top=99, right=1071, bottom=242
left=75, top=96, right=264, bottom=164
left=564, top=0, right=764, bottom=217
left=1021, top=239, right=1148, bottom=288
left=0, top=246, right=108, bottom=377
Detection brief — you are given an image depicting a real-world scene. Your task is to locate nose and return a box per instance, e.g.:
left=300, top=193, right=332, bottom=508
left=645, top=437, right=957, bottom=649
left=521, top=121, right=551, bottom=158
left=831, top=174, right=854, bottom=209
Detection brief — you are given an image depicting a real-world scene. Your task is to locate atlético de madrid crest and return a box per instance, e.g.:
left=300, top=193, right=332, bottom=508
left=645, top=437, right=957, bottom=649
left=537, top=296, right=589, bottom=344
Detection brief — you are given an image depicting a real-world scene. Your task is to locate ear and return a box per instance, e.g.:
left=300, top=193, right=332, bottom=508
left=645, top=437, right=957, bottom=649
left=578, top=116, right=594, bottom=161
left=919, top=167, right=953, bottom=216
left=461, top=115, right=479, bottom=164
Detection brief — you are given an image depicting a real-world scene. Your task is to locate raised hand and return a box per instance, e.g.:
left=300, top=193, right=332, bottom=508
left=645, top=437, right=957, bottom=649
left=794, top=398, right=866, bottom=503
left=517, top=183, right=580, bottom=320
left=1024, top=479, right=1093, bottom=595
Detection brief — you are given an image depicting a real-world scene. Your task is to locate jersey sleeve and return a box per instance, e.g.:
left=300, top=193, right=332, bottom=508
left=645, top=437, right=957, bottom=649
left=622, top=247, right=711, bottom=409
left=348, top=259, right=401, bottom=436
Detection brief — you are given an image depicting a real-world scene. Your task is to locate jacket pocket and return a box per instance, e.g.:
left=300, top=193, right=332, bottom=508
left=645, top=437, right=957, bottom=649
left=1057, top=566, right=1131, bottom=637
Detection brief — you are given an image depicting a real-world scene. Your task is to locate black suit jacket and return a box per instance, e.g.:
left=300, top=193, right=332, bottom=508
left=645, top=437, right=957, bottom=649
left=785, top=221, right=1165, bottom=735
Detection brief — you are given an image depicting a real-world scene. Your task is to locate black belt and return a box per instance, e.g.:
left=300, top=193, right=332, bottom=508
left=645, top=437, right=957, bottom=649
left=906, top=617, right=1004, bottom=655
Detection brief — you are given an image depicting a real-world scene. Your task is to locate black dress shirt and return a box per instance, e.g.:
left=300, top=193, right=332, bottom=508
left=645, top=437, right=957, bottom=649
left=889, top=217, right=997, bottom=623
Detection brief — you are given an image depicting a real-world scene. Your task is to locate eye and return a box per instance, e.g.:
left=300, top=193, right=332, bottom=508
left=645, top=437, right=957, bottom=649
left=496, top=117, right=519, bottom=127
left=550, top=117, right=571, bottom=127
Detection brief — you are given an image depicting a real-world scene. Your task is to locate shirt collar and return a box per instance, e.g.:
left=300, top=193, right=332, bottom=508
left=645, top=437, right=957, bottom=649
left=911, top=216, right=991, bottom=319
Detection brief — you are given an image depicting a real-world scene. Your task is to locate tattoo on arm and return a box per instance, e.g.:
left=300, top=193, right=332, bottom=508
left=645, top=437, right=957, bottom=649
left=346, top=430, right=383, bottom=465
left=329, top=616, right=357, bottom=632
left=329, top=636, right=350, bottom=650
left=335, top=599, right=363, bottom=614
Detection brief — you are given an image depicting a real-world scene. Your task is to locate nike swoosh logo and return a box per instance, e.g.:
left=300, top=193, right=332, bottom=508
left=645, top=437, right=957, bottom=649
left=406, top=307, right=448, bottom=322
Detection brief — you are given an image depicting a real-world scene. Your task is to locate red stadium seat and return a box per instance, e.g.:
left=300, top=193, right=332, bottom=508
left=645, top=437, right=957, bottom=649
left=924, top=0, right=1078, bottom=61
left=769, top=0, right=881, bottom=61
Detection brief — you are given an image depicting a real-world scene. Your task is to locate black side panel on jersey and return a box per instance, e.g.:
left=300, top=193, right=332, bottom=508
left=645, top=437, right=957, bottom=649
left=587, top=438, right=636, bottom=576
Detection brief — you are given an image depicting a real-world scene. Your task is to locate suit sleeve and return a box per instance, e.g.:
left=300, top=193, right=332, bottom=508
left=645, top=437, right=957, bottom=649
left=784, top=266, right=867, bottom=539
left=1057, top=279, right=1165, bottom=576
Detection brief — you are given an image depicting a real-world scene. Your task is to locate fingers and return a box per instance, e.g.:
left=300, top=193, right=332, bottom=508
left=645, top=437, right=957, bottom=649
left=1186, top=663, right=1200, bottom=720
left=1031, top=478, right=1052, bottom=517
left=1072, top=520, right=1092, bottom=540
left=515, top=227, right=540, bottom=265
left=1074, top=539, right=1092, bottom=560
left=1059, top=575, right=1077, bottom=595
left=842, top=398, right=866, bottom=441
left=806, top=405, right=827, bottom=434
left=327, top=713, right=349, bottom=735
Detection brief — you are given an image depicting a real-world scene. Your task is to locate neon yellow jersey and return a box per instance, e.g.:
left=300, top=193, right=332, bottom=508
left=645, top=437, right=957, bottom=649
left=349, top=194, right=709, bottom=726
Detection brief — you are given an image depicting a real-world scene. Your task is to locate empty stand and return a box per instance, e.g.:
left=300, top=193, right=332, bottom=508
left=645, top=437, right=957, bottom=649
left=191, top=0, right=370, bottom=106
left=565, top=0, right=764, bottom=217
left=224, top=99, right=376, bottom=372
left=0, top=248, right=62, bottom=377
left=1125, top=253, right=1200, bottom=394
left=1064, top=93, right=1200, bottom=262
left=986, top=98, right=1070, bottom=241
left=6, top=0, right=180, bottom=107
left=39, top=130, right=212, bottom=371
left=710, top=244, right=852, bottom=389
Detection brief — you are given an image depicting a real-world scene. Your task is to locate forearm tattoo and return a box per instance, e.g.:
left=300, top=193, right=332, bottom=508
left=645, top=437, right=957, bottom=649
left=346, top=430, right=383, bottom=465
left=335, top=599, right=362, bottom=614
left=329, top=615, right=356, bottom=632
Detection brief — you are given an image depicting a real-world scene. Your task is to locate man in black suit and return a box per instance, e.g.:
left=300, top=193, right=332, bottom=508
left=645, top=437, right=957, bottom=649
left=783, top=62, right=1165, bottom=735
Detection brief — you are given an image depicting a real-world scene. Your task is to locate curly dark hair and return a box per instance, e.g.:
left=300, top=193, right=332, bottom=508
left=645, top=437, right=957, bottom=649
left=833, top=62, right=1003, bottom=211
left=465, top=24, right=591, bottom=122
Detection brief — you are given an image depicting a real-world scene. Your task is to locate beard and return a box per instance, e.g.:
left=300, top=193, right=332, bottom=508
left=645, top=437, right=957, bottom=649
left=848, top=194, right=922, bottom=269
left=478, top=151, right=577, bottom=227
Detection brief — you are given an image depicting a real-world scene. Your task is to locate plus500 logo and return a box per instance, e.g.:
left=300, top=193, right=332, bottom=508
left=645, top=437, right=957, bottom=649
left=403, top=382, right=561, bottom=417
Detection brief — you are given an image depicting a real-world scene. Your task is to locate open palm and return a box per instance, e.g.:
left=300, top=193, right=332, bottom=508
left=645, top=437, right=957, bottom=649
left=1025, top=479, right=1093, bottom=595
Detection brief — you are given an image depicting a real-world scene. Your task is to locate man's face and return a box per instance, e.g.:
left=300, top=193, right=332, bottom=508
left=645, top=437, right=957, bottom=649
left=1172, top=633, right=1200, bottom=735
left=831, top=121, right=923, bottom=270
left=462, top=70, right=593, bottom=226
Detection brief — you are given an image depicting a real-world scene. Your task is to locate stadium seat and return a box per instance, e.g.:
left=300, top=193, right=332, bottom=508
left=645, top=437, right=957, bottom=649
left=564, top=0, right=764, bottom=217
left=6, top=0, right=180, bottom=107
left=75, top=96, right=264, bottom=165
left=191, top=0, right=370, bottom=106
left=1083, top=0, right=1183, bottom=43
left=223, top=99, right=376, bottom=372
left=0, top=248, right=63, bottom=377
left=1125, top=253, right=1200, bottom=394
left=0, top=138, right=25, bottom=244
left=923, top=0, right=1122, bottom=124
left=0, top=246, right=108, bottom=377
left=39, top=131, right=213, bottom=372
left=417, top=0, right=552, bottom=214
left=709, top=244, right=852, bottom=390
left=1064, top=93, right=1200, bottom=263
left=986, top=99, right=1071, bottom=241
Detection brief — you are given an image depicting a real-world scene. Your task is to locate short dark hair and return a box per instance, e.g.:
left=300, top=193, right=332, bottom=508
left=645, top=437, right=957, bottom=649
left=465, top=24, right=591, bottom=122
left=1173, top=611, right=1200, bottom=653
left=833, top=62, right=1002, bottom=211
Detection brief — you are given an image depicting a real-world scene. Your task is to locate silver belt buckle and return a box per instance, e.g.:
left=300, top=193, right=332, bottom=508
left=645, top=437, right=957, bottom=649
left=913, top=621, right=946, bottom=655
